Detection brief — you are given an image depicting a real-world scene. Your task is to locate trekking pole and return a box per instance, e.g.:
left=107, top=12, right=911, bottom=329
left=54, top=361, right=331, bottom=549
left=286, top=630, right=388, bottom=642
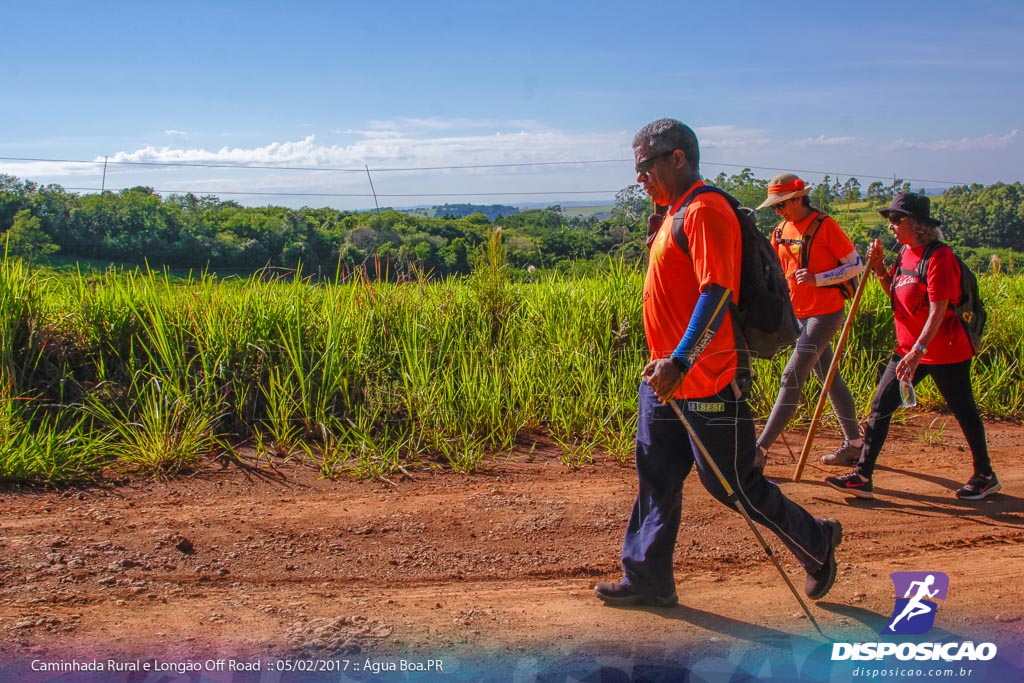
left=667, top=399, right=830, bottom=640
left=793, top=239, right=879, bottom=482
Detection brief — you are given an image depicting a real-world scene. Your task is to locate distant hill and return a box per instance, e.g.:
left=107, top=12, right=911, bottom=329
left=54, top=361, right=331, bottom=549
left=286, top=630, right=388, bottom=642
left=555, top=204, right=614, bottom=220
left=401, top=201, right=616, bottom=222
left=404, top=203, right=520, bottom=220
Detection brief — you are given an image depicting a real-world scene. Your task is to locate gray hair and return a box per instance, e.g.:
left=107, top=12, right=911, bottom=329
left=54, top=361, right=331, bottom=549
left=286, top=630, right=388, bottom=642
left=909, top=217, right=944, bottom=244
left=632, top=118, right=700, bottom=173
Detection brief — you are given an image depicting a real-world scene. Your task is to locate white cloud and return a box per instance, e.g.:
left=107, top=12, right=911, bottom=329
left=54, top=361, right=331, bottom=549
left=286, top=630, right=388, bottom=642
left=104, top=135, right=332, bottom=166
left=792, top=135, right=860, bottom=147
left=164, top=129, right=189, bottom=137
left=0, top=159, right=103, bottom=180
left=696, top=125, right=772, bottom=150
left=892, top=130, right=1018, bottom=152
left=97, top=128, right=634, bottom=171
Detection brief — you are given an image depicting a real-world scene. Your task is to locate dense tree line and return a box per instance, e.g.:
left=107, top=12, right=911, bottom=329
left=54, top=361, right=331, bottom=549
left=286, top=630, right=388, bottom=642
left=937, top=183, right=1024, bottom=252
left=0, top=174, right=635, bottom=277
left=2, top=172, right=1022, bottom=276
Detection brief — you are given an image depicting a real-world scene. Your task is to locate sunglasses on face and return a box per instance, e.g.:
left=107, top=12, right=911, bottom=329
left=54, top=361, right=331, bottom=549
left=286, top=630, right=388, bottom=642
left=773, top=199, right=790, bottom=212
left=888, top=214, right=908, bottom=225
left=635, top=150, right=674, bottom=175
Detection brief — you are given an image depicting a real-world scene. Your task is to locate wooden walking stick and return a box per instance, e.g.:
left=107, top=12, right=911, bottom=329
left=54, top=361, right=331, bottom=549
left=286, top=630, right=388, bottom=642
left=793, top=239, right=880, bottom=482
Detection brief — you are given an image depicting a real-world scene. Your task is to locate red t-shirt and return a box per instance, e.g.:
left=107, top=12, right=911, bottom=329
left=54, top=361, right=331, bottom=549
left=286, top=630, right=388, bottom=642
left=643, top=181, right=741, bottom=398
left=890, top=244, right=974, bottom=364
left=772, top=213, right=854, bottom=318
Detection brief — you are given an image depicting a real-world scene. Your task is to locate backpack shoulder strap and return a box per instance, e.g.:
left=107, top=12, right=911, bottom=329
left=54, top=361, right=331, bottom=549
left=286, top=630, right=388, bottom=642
left=669, top=213, right=689, bottom=257
left=891, top=245, right=907, bottom=297
left=916, top=240, right=945, bottom=281
left=895, top=244, right=920, bottom=277
left=895, top=241, right=946, bottom=304
left=799, top=212, right=829, bottom=269
left=679, top=185, right=753, bottom=385
left=669, top=185, right=740, bottom=256
left=683, top=184, right=738, bottom=209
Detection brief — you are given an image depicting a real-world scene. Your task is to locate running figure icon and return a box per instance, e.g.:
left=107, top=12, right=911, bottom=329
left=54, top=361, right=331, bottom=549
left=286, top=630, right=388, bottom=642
left=888, top=574, right=939, bottom=631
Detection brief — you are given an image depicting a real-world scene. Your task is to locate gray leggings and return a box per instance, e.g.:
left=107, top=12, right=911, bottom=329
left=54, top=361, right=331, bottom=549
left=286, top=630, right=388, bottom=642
left=757, top=309, right=861, bottom=450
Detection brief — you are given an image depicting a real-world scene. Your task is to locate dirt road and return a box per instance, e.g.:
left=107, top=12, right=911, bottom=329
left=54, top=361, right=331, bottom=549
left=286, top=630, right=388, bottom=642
left=1, top=412, right=1022, bottom=681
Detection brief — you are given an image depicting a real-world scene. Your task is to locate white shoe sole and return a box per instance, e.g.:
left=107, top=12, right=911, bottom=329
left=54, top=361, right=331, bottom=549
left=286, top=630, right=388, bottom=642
left=957, top=482, right=1001, bottom=500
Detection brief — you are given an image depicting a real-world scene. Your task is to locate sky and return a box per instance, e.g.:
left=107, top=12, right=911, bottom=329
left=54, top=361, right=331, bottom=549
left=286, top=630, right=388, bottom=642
left=2, top=0, right=1022, bottom=211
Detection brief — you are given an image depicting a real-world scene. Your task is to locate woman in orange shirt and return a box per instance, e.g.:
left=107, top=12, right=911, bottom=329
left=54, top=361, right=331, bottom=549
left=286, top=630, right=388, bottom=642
left=755, top=174, right=865, bottom=468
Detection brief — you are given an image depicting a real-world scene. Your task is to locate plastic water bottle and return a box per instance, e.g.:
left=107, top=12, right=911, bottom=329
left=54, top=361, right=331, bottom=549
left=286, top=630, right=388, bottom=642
left=899, top=378, right=917, bottom=408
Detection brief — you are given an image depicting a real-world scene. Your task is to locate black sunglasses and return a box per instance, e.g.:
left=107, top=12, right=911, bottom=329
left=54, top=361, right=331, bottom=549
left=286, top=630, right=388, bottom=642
left=635, top=150, right=674, bottom=175
left=888, top=214, right=908, bottom=225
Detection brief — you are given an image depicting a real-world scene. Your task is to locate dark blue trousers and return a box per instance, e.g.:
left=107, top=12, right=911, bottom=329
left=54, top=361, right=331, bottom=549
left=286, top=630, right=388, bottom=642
left=621, top=381, right=831, bottom=596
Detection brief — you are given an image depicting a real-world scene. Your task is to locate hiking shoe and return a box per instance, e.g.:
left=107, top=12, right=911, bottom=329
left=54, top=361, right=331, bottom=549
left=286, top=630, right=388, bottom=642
left=956, top=472, right=1001, bottom=500
left=805, top=519, right=842, bottom=600
left=594, top=581, right=678, bottom=607
left=825, top=471, right=874, bottom=499
left=820, top=441, right=862, bottom=467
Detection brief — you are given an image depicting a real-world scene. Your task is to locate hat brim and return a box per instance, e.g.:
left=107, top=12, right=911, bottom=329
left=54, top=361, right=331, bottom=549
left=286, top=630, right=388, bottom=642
left=756, top=188, right=811, bottom=210
left=878, top=208, right=941, bottom=226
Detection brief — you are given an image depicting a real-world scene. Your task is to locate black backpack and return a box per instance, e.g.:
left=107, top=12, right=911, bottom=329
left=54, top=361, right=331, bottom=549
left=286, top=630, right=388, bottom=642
left=773, top=212, right=859, bottom=299
left=893, top=241, right=986, bottom=353
left=670, top=185, right=800, bottom=361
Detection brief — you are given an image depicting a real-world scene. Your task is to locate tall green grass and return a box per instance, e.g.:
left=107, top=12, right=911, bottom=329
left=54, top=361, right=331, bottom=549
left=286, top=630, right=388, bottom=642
left=2, top=239, right=1023, bottom=485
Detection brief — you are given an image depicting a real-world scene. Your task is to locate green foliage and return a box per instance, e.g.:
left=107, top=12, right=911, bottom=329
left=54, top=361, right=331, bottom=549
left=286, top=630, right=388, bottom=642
left=937, top=182, right=1024, bottom=251
left=842, top=177, right=862, bottom=204
left=2, top=255, right=1024, bottom=485
left=3, top=209, right=59, bottom=262
left=713, top=169, right=774, bottom=229
left=610, top=185, right=648, bottom=232
left=0, top=400, right=103, bottom=485
left=87, top=373, right=224, bottom=476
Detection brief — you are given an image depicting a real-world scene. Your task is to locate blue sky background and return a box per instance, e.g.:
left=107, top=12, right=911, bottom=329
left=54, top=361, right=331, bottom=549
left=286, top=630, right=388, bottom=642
left=2, top=0, right=1022, bottom=210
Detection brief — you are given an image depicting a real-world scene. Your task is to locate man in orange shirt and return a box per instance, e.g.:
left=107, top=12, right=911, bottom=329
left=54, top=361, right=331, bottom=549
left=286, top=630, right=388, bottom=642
left=594, top=119, right=841, bottom=607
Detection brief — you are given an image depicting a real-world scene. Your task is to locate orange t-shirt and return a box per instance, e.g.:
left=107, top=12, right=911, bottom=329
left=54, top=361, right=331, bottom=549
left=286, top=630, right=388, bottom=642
left=772, top=213, right=855, bottom=318
left=643, top=181, right=740, bottom=399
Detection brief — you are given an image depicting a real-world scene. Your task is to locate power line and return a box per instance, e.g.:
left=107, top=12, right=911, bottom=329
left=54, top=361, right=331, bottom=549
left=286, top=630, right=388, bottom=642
left=700, top=161, right=969, bottom=187
left=0, top=155, right=624, bottom=173
left=59, top=186, right=620, bottom=198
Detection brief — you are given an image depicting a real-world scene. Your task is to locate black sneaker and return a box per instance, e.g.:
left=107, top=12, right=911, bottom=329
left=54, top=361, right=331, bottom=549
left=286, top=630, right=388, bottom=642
left=825, top=471, right=874, bottom=499
left=805, top=519, right=842, bottom=600
left=594, top=581, right=678, bottom=607
left=956, top=472, right=1001, bottom=500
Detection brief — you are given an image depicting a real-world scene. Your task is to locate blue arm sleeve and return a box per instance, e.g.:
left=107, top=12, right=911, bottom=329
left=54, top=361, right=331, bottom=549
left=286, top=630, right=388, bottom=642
left=671, top=283, right=733, bottom=370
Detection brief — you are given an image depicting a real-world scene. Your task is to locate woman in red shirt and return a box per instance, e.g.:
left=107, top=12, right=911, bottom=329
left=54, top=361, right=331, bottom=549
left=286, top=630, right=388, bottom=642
left=825, top=193, right=1000, bottom=500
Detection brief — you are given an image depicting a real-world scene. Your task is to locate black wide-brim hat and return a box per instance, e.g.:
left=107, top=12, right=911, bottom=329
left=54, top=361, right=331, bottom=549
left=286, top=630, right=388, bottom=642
left=879, top=192, right=941, bottom=226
